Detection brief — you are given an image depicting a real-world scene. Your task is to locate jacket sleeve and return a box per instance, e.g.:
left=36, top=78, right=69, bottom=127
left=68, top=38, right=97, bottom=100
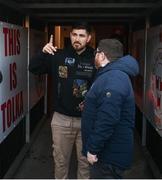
left=86, top=75, right=129, bottom=155
left=29, top=51, right=53, bottom=75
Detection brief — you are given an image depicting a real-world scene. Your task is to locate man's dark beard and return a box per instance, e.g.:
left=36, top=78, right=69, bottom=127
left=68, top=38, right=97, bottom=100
left=73, top=42, right=81, bottom=48
left=73, top=43, right=85, bottom=53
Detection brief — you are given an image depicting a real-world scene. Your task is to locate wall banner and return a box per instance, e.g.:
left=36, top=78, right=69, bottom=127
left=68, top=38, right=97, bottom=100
left=145, top=25, right=162, bottom=134
left=0, top=22, right=28, bottom=143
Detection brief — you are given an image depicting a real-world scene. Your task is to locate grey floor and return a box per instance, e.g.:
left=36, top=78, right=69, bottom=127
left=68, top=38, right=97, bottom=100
left=11, top=117, right=153, bottom=179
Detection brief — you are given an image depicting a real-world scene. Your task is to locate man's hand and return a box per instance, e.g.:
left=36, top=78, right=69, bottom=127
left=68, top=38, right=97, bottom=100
left=78, top=101, right=85, bottom=111
left=87, top=151, right=98, bottom=165
left=42, top=35, right=57, bottom=55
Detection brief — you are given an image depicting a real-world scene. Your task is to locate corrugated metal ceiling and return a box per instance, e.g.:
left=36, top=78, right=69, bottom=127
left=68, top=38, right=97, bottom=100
left=0, top=0, right=161, bottom=24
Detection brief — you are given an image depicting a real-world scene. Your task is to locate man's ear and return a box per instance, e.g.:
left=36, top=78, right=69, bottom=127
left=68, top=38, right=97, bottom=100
left=101, top=52, right=106, bottom=60
left=87, top=34, right=92, bottom=43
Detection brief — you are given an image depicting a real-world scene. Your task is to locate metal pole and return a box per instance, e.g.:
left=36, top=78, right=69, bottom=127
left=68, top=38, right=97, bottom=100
left=25, top=15, right=30, bottom=143
left=44, top=24, right=48, bottom=115
left=142, top=17, right=150, bottom=146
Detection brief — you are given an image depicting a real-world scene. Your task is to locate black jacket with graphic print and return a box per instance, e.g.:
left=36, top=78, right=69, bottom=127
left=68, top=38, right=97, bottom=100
left=29, top=45, right=95, bottom=117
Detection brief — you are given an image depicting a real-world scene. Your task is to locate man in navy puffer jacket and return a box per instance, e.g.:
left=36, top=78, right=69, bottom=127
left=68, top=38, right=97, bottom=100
left=81, top=39, right=139, bottom=179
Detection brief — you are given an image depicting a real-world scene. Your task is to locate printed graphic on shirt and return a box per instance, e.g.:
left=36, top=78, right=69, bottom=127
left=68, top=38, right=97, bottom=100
left=73, top=79, right=88, bottom=98
left=65, top=57, right=75, bottom=66
left=58, top=66, right=68, bottom=78
left=76, top=62, right=94, bottom=78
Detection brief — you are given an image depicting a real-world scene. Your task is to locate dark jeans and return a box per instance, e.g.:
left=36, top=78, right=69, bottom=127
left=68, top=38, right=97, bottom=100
left=90, top=162, right=124, bottom=179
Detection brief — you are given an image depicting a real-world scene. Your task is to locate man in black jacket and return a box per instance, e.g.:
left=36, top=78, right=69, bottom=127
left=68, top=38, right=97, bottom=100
left=29, top=22, right=95, bottom=179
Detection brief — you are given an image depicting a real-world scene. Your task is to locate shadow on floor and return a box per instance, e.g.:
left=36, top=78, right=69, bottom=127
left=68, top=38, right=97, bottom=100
left=12, top=117, right=153, bottom=179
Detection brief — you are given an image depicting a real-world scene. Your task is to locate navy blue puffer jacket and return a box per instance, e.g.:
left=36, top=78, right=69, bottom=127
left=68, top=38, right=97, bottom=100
left=81, top=55, right=139, bottom=170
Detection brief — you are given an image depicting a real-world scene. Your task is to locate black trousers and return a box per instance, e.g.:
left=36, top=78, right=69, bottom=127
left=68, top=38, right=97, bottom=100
left=90, top=162, right=124, bottom=179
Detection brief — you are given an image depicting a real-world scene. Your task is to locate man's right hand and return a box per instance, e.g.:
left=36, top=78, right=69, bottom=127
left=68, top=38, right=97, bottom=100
left=42, top=35, right=57, bottom=55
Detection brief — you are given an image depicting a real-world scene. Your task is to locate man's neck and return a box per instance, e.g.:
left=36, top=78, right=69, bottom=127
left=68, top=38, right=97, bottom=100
left=76, top=47, right=86, bottom=55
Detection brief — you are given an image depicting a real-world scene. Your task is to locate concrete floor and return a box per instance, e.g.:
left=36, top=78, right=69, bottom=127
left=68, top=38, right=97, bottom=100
left=6, top=116, right=154, bottom=179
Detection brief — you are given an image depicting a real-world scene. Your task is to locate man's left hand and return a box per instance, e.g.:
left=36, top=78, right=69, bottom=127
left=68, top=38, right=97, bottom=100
left=87, top=151, right=98, bottom=165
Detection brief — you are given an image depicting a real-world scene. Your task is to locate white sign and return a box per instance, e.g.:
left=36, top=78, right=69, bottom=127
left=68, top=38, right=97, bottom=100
left=145, top=25, right=162, bottom=134
left=0, top=22, right=28, bottom=143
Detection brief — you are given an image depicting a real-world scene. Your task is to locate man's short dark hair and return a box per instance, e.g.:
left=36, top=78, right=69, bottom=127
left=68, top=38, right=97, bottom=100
left=72, top=21, right=92, bottom=34
left=98, top=39, right=123, bottom=61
